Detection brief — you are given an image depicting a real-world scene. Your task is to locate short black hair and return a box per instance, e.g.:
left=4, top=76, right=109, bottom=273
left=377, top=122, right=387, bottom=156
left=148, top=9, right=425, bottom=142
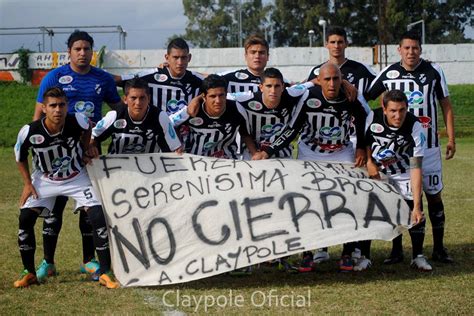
left=326, top=26, right=347, bottom=42
left=201, top=74, right=227, bottom=95
left=67, top=30, right=94, bottom=49
left=261, top=67, right=284, bottom=84
left=167, top=38, right=189, bottom=54
left=383, top=89, right=408, bottom=108
left=124, top=78, right=150, bottom=96
left=399, top=30, right=421, bottom=47
left=43, top=86, right=67, bottom=101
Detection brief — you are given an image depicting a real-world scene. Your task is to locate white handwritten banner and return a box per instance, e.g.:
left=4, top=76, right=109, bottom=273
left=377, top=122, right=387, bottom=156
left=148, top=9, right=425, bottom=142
left=87, top=153, right=411, bottom=287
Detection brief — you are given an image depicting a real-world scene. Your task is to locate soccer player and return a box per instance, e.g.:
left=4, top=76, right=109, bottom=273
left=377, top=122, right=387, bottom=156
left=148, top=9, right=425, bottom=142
left=117, top=38, right=203, bottom=116
left=14, top=87, right=119, bottom=288
left=306, top=26, right=376, bottom=265
left=253, top=63, right=369, bottom=272
left=33, top=30, right=123, bottom=282
left=367, top=30, right=455, bottom=264
left=90, top=78, right=182, bottom=154
left=230, top=67, right=310, bottom=159
left=364, top=89, right=430, bottom=271
left=171, top=74, right=257, bottom=159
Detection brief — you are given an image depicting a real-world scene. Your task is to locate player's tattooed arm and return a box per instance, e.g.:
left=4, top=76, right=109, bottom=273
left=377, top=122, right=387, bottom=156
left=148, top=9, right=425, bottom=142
left=409, top=156, right=423, bottom=169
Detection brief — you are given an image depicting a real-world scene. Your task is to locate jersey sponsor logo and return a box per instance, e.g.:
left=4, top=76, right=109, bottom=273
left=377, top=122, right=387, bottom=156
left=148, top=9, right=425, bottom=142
left=235, top=72, right=249, bottom=80
left=95, top=84, right=102, bottom=95
left=29, top=134, right=45, bottom=145
left=306, top=98, right=322, bottom=108
left=155, top=74, right=168, bottom=82
left=208, top=121, right=222, bottom=128
left=74, top=101, right=95, bottom=117
left=418, top=116, right=432, bottom=128
left=402, top=73, right=416, bottom=79
left=167, top=99, right=187, bottom=113
left=261, top=123, right=284, bottom=137
left=62, top=84, right=77, bottom=92
left=58, top=75, right=73, bottom=84
left=123, top=143, right=146, bottom=153
left=168, top=123, right=177, bottom=139
left=114, top=119, right=127, bottom=129
left=319, top=126, right=342, bottom=140
left=51, top=156, right=72, bottom=172
left=203, top=141, right=217, bottom=150
left=370, top=123, right=384, bottom=133
left=189, top=117, right=204, bottom=126
left=386, top=70, right=400, bottom=79
left=248, top=101, right=263, bottom=111
left=376, top=149, right=398, bottom=166
left=405, top=91, right=424, bottom=107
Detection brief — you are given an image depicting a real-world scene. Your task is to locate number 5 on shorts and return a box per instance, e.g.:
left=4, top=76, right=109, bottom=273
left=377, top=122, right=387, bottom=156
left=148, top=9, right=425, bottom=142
left=83, top=188, right=93, bottom=199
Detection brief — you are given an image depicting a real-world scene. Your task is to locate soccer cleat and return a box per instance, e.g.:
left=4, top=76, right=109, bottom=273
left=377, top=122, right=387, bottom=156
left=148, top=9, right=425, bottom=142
left=313, top=250, right=330, bottom=263
left=13, top=270, right=38, bottom=288
left=80, top=258, right=100, bottom=274
left=383, top=252, right=404, bottom=265
left=432, top=248, right=454, bottom=263
left=99, top=271, right=120, bottom=289
left=411, top=255, right=433, bottom=271
left=338, top=255, right=354, bottom=272
left=353, top=256, right=372, bottom=272
left=298, top=252, right=315, bottom=273
left=36, top=259, right=57, bottom=283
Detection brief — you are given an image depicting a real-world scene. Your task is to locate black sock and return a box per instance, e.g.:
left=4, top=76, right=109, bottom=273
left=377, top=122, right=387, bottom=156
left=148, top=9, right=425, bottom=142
left=409, top=219, right=426, bottom=258
left=86, top=205, right=111, bottom=274
left=428, top=199, right=445, bottom=251
left=391, top=235, right=403, bottom=255
left=43, top=196, right=66, bottom=264
left=79, top=209, right=95, bottom=263
left=19, top=208, right=40, bottom=273
left=342, top=242, right=357, bottom=257
left=359, top=240, right=372, bottom=259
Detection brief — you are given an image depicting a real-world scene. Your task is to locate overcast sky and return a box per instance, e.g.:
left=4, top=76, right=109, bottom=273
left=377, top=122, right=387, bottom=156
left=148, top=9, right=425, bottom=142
left=1, top=0, right=472, bottom=54
left=0, top=0, right=187, bottom=53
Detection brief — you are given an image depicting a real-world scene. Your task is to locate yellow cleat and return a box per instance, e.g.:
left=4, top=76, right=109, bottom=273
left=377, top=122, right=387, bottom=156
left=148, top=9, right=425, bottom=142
left=99, top=271, right=120, bottom=289
left=14, top=270, right=39, bottom=288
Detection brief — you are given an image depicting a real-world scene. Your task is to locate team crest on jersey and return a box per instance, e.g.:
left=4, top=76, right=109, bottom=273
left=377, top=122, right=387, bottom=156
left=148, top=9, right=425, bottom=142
left=155, top=74, right=168, bottom=82
left=306, top=98, right=322, bottom=109
left=419, top=74, right=426, bottom=84
left=405, top=91, right=424, bottom=107
left=248, top=101, right=263, bottom=111
left=370, top=123, right=384, bottom=133
left=95, top=84, right=102, bottom=95
left=59, top=75, right=73, bottom=84
left=235, top=72, right=249, bottom=80
left=386, top=70, right=400, bottom=79
left=346, top=73, right=354, bottom=83
left=189, top=117, right=204, bottom=126
left=167, top=99, right=187, bottom=113
left=29, top=134, right=45, bottom=145
left=114, top=119, right=127, bottom=129
left=74, top=101, right=95, bottom=117
left=418, top=116, right=431, bottom=128
left=319, top=126, right=342, bottom=140
left=261, top=123, right=284, bottom=137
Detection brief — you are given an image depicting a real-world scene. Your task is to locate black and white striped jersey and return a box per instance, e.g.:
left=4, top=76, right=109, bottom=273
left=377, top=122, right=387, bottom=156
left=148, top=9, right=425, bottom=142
left=121, top=67, right=204, bottom=116
left=172, top=101, right=249, bottom=159
left=365, top=108, right=425, bottom=176
left=367, top=59, right=449, bottom=149
left=92, top=105, right=181, bottom=154
left=220, top=68, right=262, bottom=93
left=307, top=59, right=376, bottom=97
left=230, top=84, right=309, bottom=158
left=14, top=113, right=90, bottom=181
left=266, top=85, right=368, bottom=157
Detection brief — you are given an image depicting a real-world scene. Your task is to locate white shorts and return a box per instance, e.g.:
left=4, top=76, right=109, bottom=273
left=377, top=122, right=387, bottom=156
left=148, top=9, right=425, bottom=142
left=297, top=141, right=355, bottom=163
left=388, top=173, right=412, bottom=200
left=21, top=169, right=102, bottom=216
left=422, top=147, right=443, bottom=195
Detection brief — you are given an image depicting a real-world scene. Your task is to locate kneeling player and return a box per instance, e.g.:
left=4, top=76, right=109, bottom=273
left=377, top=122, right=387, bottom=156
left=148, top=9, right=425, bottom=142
left=13, top=87, right=119, bottom=288
left=363, top=89, right=431, bottom=271
left=90, top=78, right=181, bottom=155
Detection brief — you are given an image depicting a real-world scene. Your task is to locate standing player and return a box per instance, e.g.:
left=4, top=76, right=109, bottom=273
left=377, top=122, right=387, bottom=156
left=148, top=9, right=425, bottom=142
left=367, top=31, right=455, bottom=264
left=90, top=78, right=181, bottom=154
left=14, top=87, right=118, bottom=288
left=306, top=26, right=376, bottom=265
left=33, top=31, right=123, bottom=282
left=253, top=63, right=369, bottom=272
left=171, top=74, right=256, bottom=159
left=118, top=38, right=203, bottom=116
left=364, top=89, right=430, bottom=271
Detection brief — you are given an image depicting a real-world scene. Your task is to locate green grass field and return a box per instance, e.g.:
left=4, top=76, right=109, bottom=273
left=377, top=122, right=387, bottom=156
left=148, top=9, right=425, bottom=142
left=0, top=83, right=473, bottom=314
